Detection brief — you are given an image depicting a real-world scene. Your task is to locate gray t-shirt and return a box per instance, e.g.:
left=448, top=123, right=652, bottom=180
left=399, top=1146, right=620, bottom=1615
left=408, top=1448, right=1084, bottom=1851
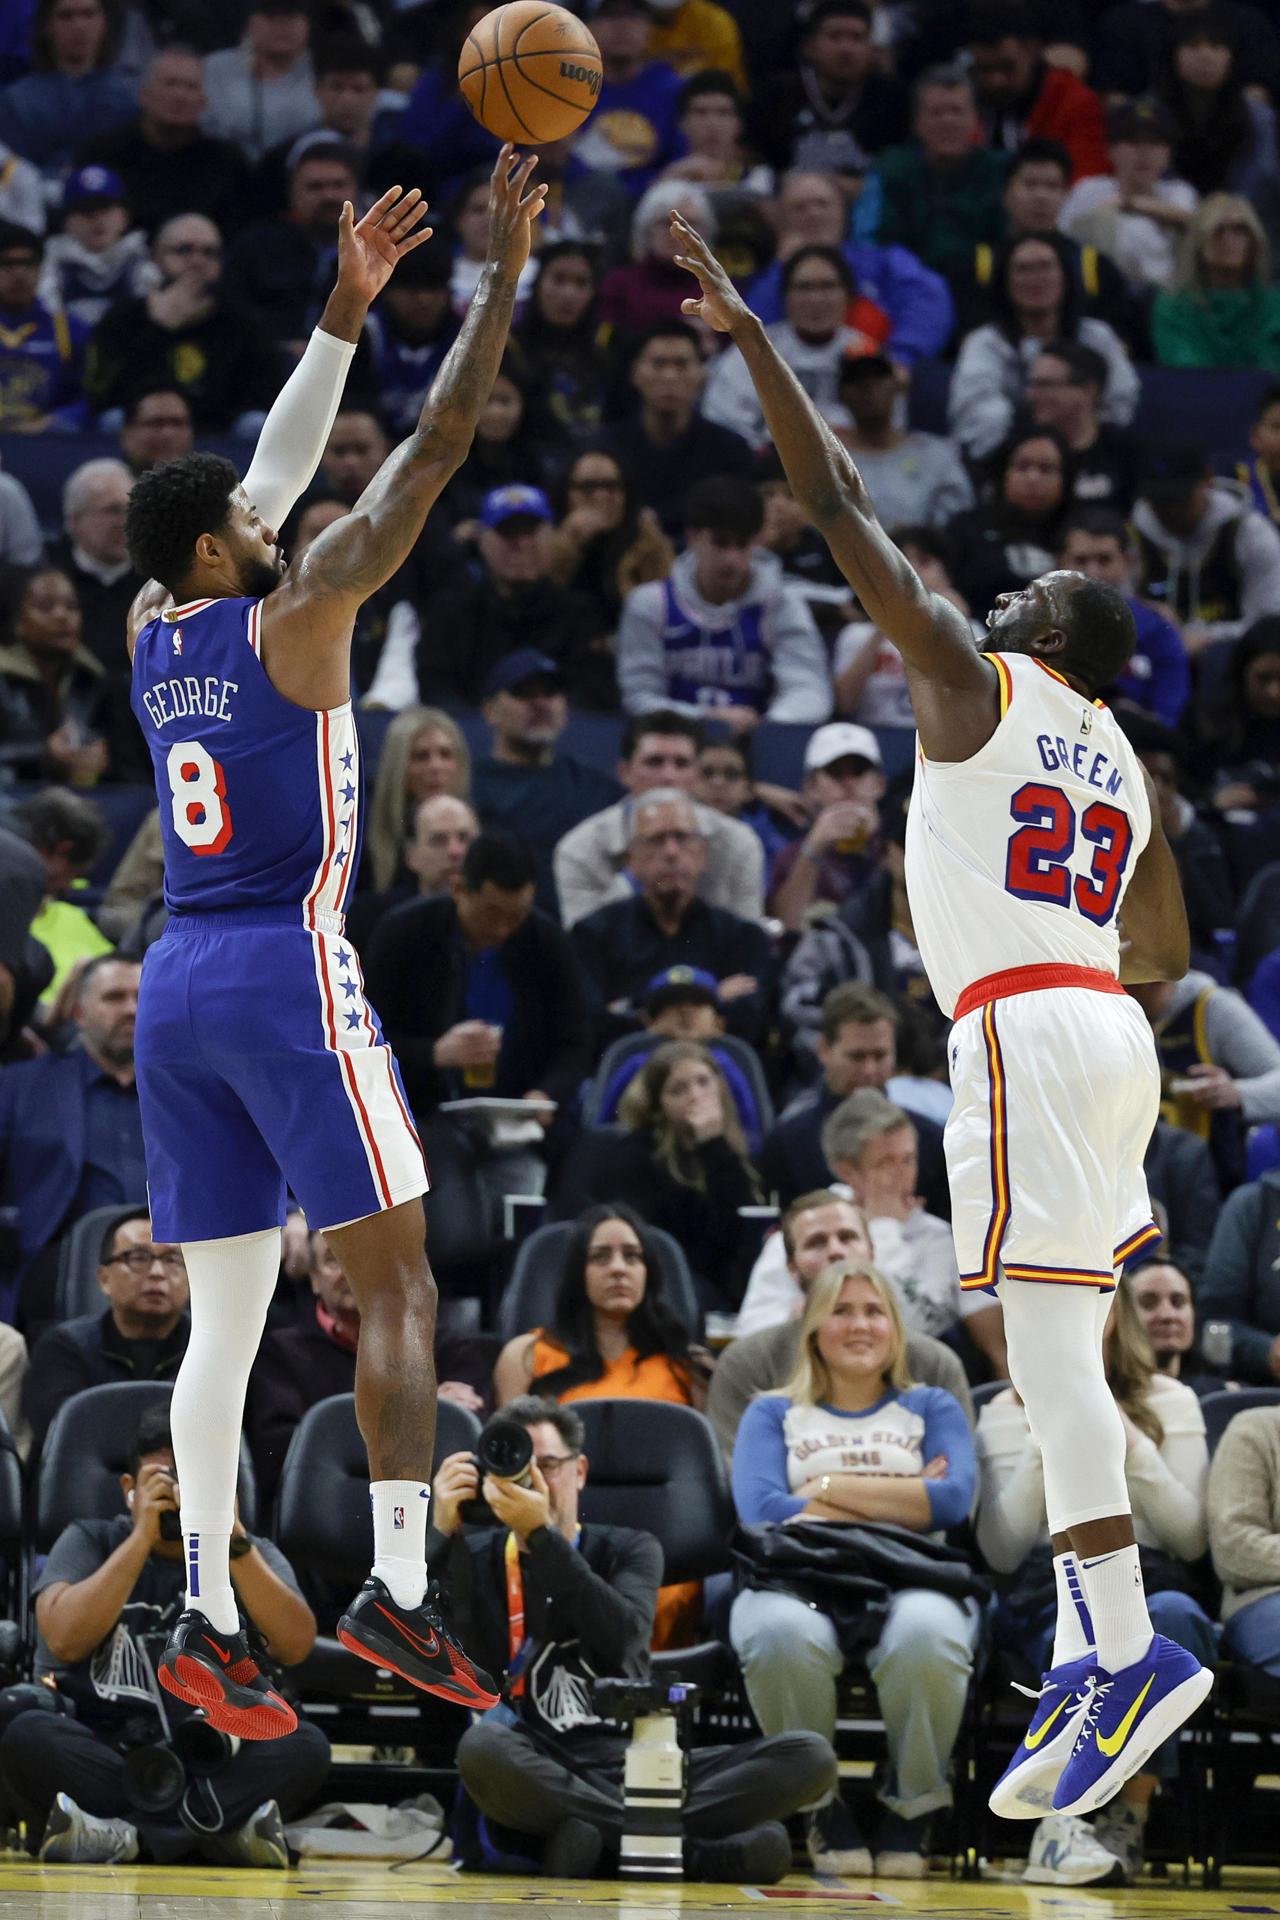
left=36, top=1516, right=300, bottom=1728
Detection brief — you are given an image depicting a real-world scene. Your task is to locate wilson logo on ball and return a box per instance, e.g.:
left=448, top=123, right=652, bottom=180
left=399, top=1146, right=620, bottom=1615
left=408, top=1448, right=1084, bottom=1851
left=559, top=62, right=601, bottom=93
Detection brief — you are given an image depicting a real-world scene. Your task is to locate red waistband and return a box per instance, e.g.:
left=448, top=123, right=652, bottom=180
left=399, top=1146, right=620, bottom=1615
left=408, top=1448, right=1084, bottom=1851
left=954, top=962, right=1125, bottom=1021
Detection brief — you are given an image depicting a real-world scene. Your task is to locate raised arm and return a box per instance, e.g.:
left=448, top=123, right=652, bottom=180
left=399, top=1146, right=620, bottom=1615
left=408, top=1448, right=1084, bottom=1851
left=672, top=214, right=999, bottom=760
left=125, top=185, right=431, bottom=658
left=260, top=148, right=546, bottom=710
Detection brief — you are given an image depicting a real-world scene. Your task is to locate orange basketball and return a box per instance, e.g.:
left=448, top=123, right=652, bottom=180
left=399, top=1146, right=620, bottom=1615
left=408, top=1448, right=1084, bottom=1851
left=458, top=2, right=603, bottom=145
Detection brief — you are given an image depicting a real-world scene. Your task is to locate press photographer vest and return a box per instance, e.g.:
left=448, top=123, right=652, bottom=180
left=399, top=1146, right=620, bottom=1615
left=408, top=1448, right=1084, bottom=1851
left=660, top=579, right=770, bottom=713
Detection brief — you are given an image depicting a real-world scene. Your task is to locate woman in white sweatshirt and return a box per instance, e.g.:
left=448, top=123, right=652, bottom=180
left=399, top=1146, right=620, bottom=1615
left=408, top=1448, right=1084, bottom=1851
left=976, top=1274, right=1214, bottom=1883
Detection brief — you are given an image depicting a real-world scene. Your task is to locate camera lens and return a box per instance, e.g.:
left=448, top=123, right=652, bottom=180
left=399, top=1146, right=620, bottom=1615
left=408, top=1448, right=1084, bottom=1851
left=475, top=1418, right=534, bottom=1485
left=122, top=1742, right=186, bottom=1813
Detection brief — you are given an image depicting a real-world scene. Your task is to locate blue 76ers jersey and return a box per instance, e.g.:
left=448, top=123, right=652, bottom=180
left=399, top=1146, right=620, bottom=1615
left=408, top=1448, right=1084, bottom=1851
left=130, top=595, right=362, bottom=924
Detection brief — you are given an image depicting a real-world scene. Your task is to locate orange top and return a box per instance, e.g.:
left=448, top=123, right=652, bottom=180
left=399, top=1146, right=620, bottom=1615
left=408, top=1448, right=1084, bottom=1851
left=530, top=1333, right=692, bottom=1407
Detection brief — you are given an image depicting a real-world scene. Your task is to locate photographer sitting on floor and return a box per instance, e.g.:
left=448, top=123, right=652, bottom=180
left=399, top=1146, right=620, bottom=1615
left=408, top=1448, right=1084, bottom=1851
left=0, top=1408, right=327, bottom=1867
left=432, top=1395, right=835, bottom=1883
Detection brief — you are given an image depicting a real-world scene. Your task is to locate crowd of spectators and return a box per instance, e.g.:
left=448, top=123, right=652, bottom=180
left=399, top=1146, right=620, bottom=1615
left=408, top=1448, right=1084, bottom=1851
left=0, top=0, right=1279, bottom=1889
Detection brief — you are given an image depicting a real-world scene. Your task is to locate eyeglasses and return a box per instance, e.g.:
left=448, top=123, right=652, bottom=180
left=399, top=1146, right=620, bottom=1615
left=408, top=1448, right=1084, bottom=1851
left=535, top=1452, right=580, bottom=1475
left=104, top=1249, right=186, bottom=1275
left=634, top=829, right=699, bottom=848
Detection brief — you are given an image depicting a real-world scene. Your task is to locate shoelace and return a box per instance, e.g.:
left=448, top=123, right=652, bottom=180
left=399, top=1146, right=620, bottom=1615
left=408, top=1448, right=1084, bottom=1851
left=1069, top=1675, right=1113, bottom=1755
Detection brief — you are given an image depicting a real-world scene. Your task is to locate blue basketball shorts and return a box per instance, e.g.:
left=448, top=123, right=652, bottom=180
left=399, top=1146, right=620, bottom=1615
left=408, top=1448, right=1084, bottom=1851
left=135, top=907, right=428, bottom=1243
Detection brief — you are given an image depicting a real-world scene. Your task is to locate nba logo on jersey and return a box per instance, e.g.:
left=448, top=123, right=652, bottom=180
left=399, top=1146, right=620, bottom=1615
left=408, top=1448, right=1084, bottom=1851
left=172, top=629, right=183, bottom=655
left=1080, top=706, right=1092, bottom=734
left=393, top=1506, right=405, bottom=1530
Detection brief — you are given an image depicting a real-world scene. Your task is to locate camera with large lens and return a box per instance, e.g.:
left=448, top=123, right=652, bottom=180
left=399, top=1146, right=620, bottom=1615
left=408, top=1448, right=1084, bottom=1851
left=592, top=1678, right=701, bottom=1880
left=459, top=1417, right=535, bottom=1525
left=121, top=1717, right=239, bottom=1814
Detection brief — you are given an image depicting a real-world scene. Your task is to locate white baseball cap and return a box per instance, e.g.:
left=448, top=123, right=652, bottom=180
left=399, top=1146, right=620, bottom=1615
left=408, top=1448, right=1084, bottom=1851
left=804, top=722, right=883, bottom=774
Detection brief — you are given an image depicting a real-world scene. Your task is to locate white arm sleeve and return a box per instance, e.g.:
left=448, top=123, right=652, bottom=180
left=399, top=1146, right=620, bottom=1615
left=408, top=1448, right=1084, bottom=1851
left=242, top=327, right=358, bottom=532
left=362, top=600, right=421, bottom=712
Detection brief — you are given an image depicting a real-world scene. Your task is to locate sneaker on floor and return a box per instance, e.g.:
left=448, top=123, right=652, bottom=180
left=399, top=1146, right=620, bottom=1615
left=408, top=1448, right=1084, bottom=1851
left=40, top=1793, right=139, bottom=1865
left=873, top=1811, right=931, bottom=1879
left=1053, top=1635, right=1213, bottom=1816
left=158, top=1612, right=297, bottom=1740
left=989, top=1655, right=1098, bottom=1820
left=686, top=1823, right=791, bottom=1884
left=543, top=1817, right=604, bottom=1879
left=1090, top=1800, right=1147, bottom=1882
left=338, top=1576, right=499, bottom=1709
left=214, top=1799, right=288, bottom=1870
left=1023, top=1813, right=1124, bottom=1885
left=806, top=1797, right=871, bottom=1877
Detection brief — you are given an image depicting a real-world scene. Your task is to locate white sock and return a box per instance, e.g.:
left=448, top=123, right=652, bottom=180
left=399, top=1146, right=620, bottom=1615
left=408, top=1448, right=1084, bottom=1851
left=1051, top=1550, right=1095, bottom=1668
left=1078, top=1544, right=1153, bottom=1674
left=172, top=1229, right=281, bottom=1636
left=184, top=1528, right=237, bottom=1636
left=370, top=1480, right=430, bottom=1609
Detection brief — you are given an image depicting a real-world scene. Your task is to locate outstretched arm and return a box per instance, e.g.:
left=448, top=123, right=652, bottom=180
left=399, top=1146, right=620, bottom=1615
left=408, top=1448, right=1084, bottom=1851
left=672, top=214, right=998, bottom=758
left=125, top=186, right=431, bottom=658
left=261, top=147, right=545, bottom=709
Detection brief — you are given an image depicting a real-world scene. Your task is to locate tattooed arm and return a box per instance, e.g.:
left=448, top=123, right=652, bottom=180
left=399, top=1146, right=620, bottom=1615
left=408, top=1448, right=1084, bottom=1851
left=259, top=146, right=547, bottom=711
left=671, top=212, right=1000, bottom=764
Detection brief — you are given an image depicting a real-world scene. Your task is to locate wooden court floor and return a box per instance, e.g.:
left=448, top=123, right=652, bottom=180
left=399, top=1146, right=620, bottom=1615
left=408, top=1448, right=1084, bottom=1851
left=0, top=1858, right=1277, bottom=1918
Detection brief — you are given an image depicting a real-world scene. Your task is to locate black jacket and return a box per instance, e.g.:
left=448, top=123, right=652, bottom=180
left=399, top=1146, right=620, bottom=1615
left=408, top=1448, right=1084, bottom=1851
left=23, top=1306, right=189, bottom=1452
left=427, top=1519, right=659, bottom=1762
left=415, top=572, right=612, bottom=712
left=571, top=893, right=774, bottom=1050
left=760, top=1082, right=951, bottom=1220
left=364, top=893, right=592, bottom=1117
left=1143, top=1118, right=1221, bottom=1285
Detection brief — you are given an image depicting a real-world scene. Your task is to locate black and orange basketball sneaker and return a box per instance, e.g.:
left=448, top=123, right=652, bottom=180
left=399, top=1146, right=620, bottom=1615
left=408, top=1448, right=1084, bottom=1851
left=337, top=1577, right=500, bottom=1708
left=158, top=1614, right=298, bottom=1739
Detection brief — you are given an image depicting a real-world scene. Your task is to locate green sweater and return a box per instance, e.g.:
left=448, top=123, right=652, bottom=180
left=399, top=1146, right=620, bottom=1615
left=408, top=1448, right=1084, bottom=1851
left=1153, top=284, right=1280, bottom=375
left=872, top=144, right=1009, bottom=281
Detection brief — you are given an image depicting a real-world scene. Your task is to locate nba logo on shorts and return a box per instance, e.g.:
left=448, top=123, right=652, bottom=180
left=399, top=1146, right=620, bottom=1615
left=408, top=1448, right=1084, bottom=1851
left=393, top=1505, right=404, bottom=1530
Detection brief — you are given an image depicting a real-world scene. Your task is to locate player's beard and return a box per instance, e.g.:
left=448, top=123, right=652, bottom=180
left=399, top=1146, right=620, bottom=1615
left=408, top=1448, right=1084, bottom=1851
left=240, top=554, right=285, bottom=599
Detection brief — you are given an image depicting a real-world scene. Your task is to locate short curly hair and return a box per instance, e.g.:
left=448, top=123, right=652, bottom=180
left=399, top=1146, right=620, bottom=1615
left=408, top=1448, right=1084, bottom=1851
left=125, top=452, right=240, bottom=590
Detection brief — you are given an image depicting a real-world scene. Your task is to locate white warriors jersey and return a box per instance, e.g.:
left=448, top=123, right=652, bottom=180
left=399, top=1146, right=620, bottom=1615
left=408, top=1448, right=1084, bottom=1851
left=904, top=650, right=1152, bottom=1018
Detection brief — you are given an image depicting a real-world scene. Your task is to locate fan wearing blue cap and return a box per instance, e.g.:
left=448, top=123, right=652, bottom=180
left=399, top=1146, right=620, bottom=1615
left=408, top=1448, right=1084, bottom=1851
left=40, top=168, right=149, bottom=329
left=415, top=485, right=612, bottom=709
left=592, top=965, right=767, bottom=1151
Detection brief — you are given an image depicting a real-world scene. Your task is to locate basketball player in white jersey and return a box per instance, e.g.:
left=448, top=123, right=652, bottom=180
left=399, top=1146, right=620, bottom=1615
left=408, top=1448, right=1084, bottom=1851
left=672, top=214, right=1211, bottom=1820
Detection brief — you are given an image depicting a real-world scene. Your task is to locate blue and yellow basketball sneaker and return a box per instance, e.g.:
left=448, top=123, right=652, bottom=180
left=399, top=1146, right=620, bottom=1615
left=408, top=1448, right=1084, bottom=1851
left=1053, top=1634, right=1213, bottom=1815
left=989, top=1655, right=1098, bottom=1819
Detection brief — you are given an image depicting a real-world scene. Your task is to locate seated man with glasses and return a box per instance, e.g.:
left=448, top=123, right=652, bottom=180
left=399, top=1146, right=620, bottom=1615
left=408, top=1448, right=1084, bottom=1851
left=22, top=1212, right=190, bottom=1454
left=571, top=789, right=774, bottom=1049
left=435, top=1394, right=835, bottom=1882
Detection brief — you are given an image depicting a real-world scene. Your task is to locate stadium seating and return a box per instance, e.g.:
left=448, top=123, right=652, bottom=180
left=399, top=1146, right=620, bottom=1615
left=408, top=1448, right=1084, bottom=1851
left=497, top=1220, right=700, bottom=1343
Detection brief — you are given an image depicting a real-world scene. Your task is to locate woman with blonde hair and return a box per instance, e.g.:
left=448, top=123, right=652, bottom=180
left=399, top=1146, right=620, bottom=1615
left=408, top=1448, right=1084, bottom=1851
left=729, top=1261, right=978, bottom=1879
left=1153, top=193, right=1280, bottom=371
left=364, top=708, right=470, bottom=892
left=975, top=1273, right=1213, bottom=1885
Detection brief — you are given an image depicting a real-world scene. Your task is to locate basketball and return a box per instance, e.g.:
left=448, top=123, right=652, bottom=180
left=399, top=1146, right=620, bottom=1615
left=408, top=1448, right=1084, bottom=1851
left=458, top=2, right=603, bottom=145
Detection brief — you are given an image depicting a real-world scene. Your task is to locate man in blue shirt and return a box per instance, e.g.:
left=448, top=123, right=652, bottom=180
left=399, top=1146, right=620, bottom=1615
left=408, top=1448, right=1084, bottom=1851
left=472, top=650, right=621, bottom=920
left=571, top=0, right=684, bottom=195
left=0, top=220, right=88, bottom=430
left=1058, top=510, right=1190, bottom=727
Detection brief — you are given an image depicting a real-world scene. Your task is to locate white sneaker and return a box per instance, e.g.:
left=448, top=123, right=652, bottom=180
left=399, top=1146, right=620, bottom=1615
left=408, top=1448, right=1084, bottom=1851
left=1091, top=1801, right=1146, bottom=1882
left=1023, top=1813, right=1123, bottom=1885
left=215, top=1798, right=288, bottom=1870
left=806, top=1798, right=872, bottom=1876
left=39, top=1793, right=139, bottom=1864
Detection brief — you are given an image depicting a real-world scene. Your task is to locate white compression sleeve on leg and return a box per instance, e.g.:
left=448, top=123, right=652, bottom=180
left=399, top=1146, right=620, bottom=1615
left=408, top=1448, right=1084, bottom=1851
left=172, top=1229, right=281, bottom=1635
left=242, top=327, right=357, bottom=532
left=998, top=1276, right=1131, bottom=1535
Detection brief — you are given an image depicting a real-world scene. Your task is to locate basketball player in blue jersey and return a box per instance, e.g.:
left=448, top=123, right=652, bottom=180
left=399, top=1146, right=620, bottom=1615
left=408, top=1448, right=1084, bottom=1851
left=671, top=213, right=1213, bottom=1824
left=123, top=148, right=547, bottom=1736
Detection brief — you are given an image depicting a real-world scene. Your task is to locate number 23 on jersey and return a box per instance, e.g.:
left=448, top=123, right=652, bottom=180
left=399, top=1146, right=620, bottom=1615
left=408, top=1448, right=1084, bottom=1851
left=1004, top=781, right=1132, bottom=926
left=166, top=740, right=233, bottom=856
